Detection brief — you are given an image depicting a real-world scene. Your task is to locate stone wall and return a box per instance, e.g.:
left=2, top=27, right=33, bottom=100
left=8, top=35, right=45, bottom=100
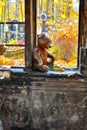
left=0, top=74, right=87, bottom=130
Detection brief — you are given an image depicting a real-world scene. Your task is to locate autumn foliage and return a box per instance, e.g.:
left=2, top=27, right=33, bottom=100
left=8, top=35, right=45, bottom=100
left=49, top=20, right=78, bottom=67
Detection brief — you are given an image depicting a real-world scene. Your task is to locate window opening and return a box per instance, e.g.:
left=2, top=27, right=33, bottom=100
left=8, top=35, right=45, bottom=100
left=37, top=0, right=79, bottom=68
left=0, top=0, right=25, bottom=67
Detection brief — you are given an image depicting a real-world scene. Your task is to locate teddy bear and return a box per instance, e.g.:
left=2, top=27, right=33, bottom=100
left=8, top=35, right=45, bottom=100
left=33, top=34, right=55, bottom=72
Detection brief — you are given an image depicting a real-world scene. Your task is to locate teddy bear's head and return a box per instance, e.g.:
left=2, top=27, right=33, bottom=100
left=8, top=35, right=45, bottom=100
left=38, top=34, right=52, bottom=49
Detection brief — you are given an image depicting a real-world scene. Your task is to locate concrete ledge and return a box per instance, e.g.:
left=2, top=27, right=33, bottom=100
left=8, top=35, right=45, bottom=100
left=10, top=67, right=79, bottom=77
left=0, top=66, right=87, bottom=85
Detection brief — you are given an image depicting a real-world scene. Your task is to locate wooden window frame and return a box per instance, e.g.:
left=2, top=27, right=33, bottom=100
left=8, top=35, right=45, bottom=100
left=25, top=0, right=37, bottom=71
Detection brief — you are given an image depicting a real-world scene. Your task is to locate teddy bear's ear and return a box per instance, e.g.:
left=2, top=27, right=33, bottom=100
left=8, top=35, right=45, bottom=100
left=38, top=34, right=45, bottom=39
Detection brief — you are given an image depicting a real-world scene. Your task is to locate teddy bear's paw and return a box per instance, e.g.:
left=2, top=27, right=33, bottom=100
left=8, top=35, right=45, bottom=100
left=40, top=65, right=48, bottom=72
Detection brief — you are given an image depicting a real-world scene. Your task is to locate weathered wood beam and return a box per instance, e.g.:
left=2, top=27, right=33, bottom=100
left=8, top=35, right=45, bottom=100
left=25, top=0, right=37, bottom=71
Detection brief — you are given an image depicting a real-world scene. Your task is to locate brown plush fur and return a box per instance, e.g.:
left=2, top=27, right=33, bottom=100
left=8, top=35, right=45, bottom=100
left=33, top=34, right=55, bottom=72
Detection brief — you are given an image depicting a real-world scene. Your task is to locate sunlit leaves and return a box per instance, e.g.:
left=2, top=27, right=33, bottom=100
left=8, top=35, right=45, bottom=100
left=61, top=14, right=66, bottom=18
left=0, top=0, right=25, bottom=22
left=0, top=56, right=15, bottom=65
left=49, top=20, right=78, bottom=67
left=0, top=1, right=5, bottom=7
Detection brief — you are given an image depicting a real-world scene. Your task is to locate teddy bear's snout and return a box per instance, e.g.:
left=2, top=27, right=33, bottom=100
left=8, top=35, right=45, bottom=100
left=49, top=44, right=52, bottom=48
left=46, top=43, right=51, bottom=48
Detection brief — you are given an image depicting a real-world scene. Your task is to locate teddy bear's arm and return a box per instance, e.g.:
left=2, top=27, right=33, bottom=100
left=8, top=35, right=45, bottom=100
left=48, top=52, right=55, bottom=61
left=33, top=48, right=43, bottom=67
left=47, top=52, right=55, bottom=66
